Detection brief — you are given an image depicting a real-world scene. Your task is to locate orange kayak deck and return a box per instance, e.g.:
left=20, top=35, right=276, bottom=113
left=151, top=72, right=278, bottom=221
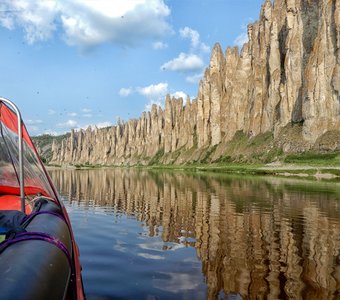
left=0, top=195, right=32, bottom=214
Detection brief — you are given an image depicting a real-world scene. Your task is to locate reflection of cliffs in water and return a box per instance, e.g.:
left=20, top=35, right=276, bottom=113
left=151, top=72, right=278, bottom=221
left=50, top=169, right=340, bottom=299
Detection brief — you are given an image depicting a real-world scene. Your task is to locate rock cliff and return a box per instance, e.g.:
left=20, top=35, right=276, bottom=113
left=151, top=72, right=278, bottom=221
left=49, top=0, right=340, bottom=166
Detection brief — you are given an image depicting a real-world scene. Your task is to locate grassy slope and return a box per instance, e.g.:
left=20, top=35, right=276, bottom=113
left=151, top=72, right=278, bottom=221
left=142, top=160, right=340, bottom=181
left=142, top=128, right=340, bottom=179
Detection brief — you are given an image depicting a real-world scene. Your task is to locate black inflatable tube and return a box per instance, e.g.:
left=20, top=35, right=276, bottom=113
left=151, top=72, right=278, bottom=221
left=0, top=198, right=73, bottom=300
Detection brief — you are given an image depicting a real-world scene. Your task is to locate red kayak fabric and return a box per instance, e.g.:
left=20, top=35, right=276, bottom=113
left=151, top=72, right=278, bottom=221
left=0, top=195, right=32, bottom=214
left=0, top=103, right=35, bottom=150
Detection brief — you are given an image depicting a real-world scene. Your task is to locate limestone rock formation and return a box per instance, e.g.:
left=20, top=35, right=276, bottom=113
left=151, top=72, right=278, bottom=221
left=49, top=0, right=340, bottom=166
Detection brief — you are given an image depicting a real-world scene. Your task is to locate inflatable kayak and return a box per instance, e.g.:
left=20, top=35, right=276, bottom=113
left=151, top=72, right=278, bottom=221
left=0, top=97, right=84, bottom=300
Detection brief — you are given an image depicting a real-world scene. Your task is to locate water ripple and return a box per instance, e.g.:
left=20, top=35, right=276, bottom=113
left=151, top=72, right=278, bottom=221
left=50, top=169, right=340, bottom=299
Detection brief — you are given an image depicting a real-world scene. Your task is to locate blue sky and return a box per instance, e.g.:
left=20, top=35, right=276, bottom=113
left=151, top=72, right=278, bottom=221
left=0, top=0, right=264, bottom=135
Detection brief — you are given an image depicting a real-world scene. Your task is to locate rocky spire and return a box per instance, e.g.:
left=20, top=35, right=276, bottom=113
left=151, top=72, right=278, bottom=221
left=50, top=0, right=340, bottom=165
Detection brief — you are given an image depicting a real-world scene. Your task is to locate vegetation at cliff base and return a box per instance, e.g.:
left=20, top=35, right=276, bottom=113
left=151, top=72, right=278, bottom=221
left=284, top=152, right=340, bottom=165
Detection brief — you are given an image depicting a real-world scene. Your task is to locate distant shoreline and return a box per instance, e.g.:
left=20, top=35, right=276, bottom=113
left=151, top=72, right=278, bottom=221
left=45, top=162, right=340, bottom=181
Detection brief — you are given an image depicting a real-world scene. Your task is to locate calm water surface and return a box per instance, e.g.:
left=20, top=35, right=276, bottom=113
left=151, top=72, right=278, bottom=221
left=48, top=169, right=340, bottom=299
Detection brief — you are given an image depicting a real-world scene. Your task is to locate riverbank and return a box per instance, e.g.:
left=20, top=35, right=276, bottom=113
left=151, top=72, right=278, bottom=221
left=46, top=160, right=340, bottom=181
left=143, top=162, right=340, bottom=180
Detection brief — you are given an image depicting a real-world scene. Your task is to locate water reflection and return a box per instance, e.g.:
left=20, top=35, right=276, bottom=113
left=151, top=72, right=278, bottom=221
left=49, top=169, right=340, bottom=299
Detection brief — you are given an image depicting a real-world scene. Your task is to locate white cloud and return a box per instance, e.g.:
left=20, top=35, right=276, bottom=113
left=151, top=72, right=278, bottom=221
left=200, top=43, right=210, bottom=53
left=42, top=129, right=60, bottom=136
left=161, top=53, right=203, bottom=72
left=152, top=41, right=168, bottom=50
left=233, top=20, right=253, bottom=49
left=118, top=82, right=189, bottom=112
left=138, top=82, right=168, bottom=99
left=82, top=121, right=112, bottom=129
left=179, top=26, right=210, bottom=53
left=120, top=83, right=169, bottom=100
left=0, top=0, right=172, bottom=48
left=27, top=125, right=39, bottom=132
left=186, top=72, right=203, bottom=84
left=179, top=27, right=199, bottom=48
left=48, top=109, right=56, bottom=115
left=26, top=120, right=42, bottom=133
left=57, top=119, right=78, bottom=128
left=119, top=87, right=133, bottom=97
left=144, top=100, right=163, bottom=112
left=159, top=26, right=209, bottom=75
left=82, top=108, right=92, bottom=113
left=68, top=112, right=77, bottom=117
left=137, top=82, right=168, bottom=111
left=96, top=121, right=112, bottom=128
left=26, top=119, right=43, bottom=125
left=0, top=1, right=58, bottom=44
left=234, top=32, right=248, bottom=48
left=171, top=91, right=187, bottom=100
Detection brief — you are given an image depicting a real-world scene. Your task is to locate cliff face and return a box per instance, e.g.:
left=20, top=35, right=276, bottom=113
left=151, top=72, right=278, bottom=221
left=50, top=0, right=340, bottom=166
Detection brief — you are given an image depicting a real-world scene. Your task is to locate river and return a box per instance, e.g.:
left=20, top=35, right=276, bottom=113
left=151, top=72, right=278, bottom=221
left=48, top=168, right=340, bottom=299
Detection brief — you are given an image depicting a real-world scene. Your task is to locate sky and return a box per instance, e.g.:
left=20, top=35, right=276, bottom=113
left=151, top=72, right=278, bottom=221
left=0, top=0, right=264, bottom=136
